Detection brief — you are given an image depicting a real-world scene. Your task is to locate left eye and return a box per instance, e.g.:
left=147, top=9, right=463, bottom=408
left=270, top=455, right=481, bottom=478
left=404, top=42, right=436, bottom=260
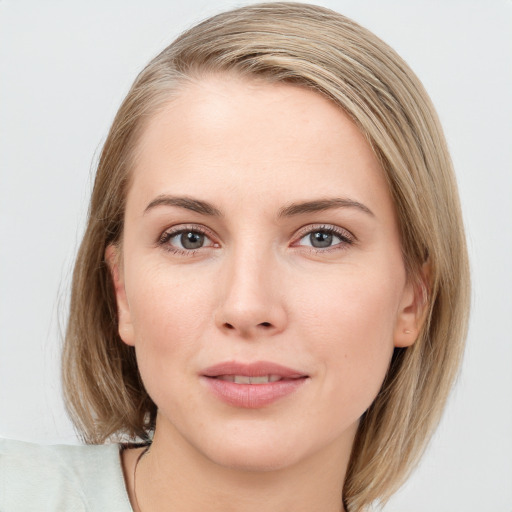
left=297, top=229, right=348, bottom=249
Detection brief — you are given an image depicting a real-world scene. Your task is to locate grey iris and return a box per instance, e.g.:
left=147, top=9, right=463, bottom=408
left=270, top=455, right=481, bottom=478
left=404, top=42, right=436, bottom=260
left=181, top=232, right=204, bottom=249
left=311, top=231, right=332, bottom=248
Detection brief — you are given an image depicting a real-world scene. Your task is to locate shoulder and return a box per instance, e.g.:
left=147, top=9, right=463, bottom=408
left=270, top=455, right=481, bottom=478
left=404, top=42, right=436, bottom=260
left=0, top=438, right=133, bottom=511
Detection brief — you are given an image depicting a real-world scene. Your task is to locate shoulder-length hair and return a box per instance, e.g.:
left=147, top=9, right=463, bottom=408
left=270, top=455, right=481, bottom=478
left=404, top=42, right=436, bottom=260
left=62, top=3, right=470, bottom=510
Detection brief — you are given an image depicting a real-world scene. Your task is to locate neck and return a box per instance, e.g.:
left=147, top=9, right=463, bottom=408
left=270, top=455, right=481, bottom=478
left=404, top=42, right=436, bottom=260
left=133, top=415, right=353, bottom=512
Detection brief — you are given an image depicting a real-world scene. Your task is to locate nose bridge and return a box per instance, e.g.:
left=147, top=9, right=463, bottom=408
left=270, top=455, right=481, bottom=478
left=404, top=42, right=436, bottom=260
left=216, top=234, right=286, bottom=337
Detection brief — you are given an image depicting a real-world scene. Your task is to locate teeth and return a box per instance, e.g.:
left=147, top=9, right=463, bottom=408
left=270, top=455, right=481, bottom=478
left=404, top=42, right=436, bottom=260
left=234, top=375, right=252, bottom=384
left=217, top=374, right=282, bottom=384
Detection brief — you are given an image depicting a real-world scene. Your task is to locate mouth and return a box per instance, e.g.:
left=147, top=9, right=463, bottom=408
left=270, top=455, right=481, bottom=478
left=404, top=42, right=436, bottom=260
left=200, top=361, right=309, bottom=408
left=214, top=374, right=289, bottom=384
left=201, top=360, right=308, bottom=380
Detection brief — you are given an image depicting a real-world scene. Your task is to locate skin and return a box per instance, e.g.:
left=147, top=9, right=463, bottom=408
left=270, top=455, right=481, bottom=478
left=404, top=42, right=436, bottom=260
left=108, top=75, right=423, bottom=512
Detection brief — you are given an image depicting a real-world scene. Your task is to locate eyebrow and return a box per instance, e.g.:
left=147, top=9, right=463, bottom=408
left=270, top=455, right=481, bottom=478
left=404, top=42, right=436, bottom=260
left=144, top=194, right=373, bottom=218
left=144, top=195, right=223, bottom=217
left=278, top=198, right=374, bottom=218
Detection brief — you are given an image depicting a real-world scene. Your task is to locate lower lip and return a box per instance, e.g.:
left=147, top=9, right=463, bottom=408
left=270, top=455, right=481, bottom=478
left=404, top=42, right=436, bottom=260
left=201, top=376, right=308, bottom=409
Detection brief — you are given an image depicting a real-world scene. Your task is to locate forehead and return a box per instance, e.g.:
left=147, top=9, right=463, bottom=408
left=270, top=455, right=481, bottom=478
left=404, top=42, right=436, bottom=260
left=128, top=75, right=391, bottom=217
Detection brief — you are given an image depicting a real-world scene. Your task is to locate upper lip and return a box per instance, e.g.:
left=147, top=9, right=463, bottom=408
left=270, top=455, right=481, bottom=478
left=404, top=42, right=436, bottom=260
left=201, top=361, right=307, bottom=379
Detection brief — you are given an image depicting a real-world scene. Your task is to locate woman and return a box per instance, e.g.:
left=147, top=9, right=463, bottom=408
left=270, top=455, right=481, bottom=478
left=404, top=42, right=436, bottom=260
left=0, top=3, right=469, bottom=511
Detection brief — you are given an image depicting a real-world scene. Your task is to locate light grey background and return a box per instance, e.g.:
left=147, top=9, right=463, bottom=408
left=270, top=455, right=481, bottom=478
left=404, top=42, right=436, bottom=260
left=1, top=1, right=511, bottom=510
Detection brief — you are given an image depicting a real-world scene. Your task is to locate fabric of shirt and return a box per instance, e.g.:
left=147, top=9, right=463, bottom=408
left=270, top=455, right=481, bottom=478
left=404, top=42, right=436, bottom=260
left=0, top=438, right=133, bottom=511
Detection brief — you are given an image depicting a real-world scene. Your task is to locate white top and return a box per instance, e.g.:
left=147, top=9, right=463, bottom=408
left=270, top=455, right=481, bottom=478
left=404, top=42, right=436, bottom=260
left=0, top=438, right=134, bottom=511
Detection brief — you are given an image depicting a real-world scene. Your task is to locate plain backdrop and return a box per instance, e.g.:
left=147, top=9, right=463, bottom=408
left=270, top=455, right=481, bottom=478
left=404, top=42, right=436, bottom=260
left=1, top=1, right=511, bottom=510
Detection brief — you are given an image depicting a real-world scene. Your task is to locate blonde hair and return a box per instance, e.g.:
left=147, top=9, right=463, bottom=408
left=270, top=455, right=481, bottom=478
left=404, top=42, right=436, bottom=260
left=62, top=3, right=470, bottom=510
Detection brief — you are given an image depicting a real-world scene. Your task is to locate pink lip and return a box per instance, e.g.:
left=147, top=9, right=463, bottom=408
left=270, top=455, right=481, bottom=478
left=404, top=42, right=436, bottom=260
left=200, top=360, right=309, bottom=409
left=202, top=361, right=307, bottom=379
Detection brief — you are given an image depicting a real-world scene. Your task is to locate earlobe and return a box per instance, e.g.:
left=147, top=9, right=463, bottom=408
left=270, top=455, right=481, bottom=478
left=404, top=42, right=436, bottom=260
left=394, top=262, right=430, bottom=348
left=105, top=244, right=135, bottom=347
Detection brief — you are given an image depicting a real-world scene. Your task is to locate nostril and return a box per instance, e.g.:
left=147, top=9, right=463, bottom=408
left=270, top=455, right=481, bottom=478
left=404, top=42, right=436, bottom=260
left=220, top=321, right=274, bottom=332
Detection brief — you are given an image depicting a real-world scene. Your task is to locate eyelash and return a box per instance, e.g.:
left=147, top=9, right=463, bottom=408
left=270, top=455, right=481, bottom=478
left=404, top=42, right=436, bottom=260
left=157, top=224, right=355, bottom=256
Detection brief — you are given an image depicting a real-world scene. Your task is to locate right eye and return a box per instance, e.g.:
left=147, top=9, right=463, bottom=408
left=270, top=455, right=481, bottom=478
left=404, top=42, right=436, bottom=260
left=158, top=226, right=218, bottom=255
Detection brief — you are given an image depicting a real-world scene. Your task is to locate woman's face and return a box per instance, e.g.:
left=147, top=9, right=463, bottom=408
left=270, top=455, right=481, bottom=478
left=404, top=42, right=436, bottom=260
left=109, top=76, right=419, bottom=471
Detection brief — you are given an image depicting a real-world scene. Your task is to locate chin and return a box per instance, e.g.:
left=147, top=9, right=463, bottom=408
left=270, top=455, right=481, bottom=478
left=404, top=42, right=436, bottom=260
left=205, top=442, right=302, bottom=473
left=193, top=420, right=337, bottom=474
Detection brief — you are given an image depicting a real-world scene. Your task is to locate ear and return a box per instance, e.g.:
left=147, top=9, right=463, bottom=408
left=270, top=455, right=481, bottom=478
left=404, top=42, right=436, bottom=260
left=105, top=244, right=135, bottom=347
left=393, top=262, right=430, bottom=348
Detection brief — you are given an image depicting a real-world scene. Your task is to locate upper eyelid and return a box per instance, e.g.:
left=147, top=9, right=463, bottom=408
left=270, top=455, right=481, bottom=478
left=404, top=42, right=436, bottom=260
left=294, top=223, right=355, bottom=241
left=161, top=224, right=215, bottom=238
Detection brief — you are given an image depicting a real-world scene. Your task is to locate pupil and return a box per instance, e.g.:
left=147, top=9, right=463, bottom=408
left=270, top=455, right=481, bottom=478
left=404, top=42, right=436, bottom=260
left=310, top=231, right=332, bottom=248
left=181, top=232, right=204, bottom=249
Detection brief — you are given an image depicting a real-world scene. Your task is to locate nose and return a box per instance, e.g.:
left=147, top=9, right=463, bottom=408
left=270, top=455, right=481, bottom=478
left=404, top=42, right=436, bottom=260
left=214, top=245, right=288, bottom=339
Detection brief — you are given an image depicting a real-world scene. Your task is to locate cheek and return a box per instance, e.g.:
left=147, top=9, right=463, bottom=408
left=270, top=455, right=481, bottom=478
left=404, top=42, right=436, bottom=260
left=129, top=259, right=209, bottom=325
left=296, top=264, right=402, bottom=342
left=125, top=262, right=214, bottom=376
left=125, top=264, right=220, bottom=417
left=294, top=267, right=402, bottom=403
